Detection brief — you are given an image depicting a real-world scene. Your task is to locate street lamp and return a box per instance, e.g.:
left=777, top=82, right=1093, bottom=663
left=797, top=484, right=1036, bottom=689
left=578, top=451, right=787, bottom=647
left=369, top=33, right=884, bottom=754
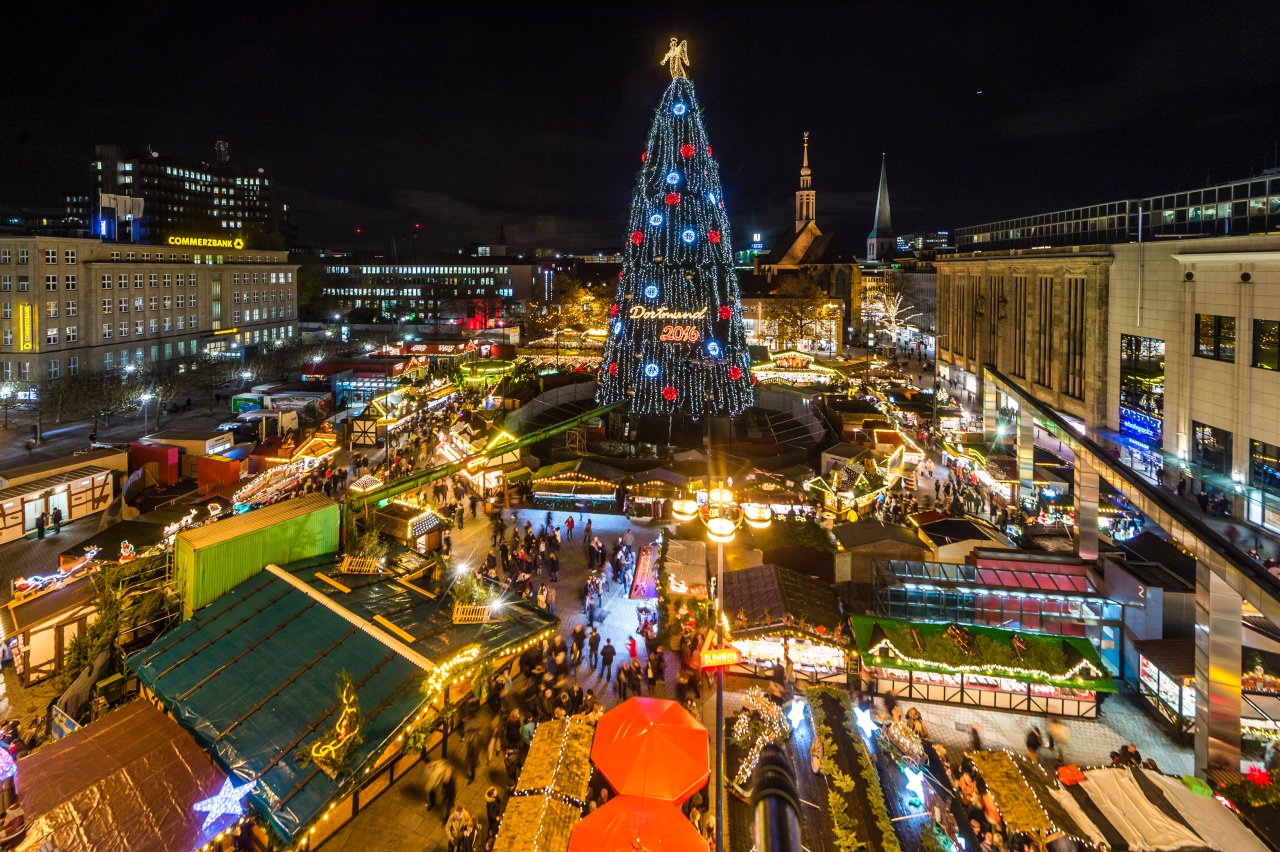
left=673, top=484, right=772, bottom=852
left=140, top=392, right=154, bottom=434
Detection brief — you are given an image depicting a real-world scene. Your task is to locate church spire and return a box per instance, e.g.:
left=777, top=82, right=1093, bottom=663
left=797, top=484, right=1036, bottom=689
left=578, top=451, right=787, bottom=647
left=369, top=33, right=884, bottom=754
left=795, top=131, right=816, bottom=233
left=867, top=153, right=895, bottom=261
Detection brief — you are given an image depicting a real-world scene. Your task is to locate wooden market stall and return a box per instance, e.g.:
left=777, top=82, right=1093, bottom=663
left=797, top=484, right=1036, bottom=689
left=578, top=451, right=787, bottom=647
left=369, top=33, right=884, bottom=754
left=851, top=615, right=1115, bottom=718
left=721, top=564, right=850, bottom=685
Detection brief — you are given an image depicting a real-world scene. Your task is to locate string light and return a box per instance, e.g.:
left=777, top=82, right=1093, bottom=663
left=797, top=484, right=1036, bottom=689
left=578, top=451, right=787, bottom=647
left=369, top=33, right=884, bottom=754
left=732, top=686, right=789, bottom=787
left=865, top=635, right=1107, bottom=684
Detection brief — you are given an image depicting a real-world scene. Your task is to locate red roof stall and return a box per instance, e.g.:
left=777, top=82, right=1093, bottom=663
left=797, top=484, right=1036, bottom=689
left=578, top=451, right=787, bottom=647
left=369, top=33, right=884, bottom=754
left=129, top=441, right=180, bottom=487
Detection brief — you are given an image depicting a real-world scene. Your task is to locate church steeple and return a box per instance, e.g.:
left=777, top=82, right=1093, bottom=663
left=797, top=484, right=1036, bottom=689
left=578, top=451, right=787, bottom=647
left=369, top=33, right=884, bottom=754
left=867, top=153, right=895, bottom=261
left=795, top=131, right=816, bottom=233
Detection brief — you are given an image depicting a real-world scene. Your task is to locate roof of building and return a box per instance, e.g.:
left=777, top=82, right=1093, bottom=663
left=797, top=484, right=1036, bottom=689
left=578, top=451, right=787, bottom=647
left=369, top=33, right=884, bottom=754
left=176, top=493, right=336, bottom=550
left=722, top=563, right=844, bottom=639
left=760, top=228, right=857, bottom=267
left=1116, top=531, right=1196, bottom=592
left=833, top=522, right=928, bottom=551
left=127, top=556, right=557, bottom=844
left=17, top=698, right=229, bottom=851
left=0, top=448, right=124, bottom=488
left=822, top=442, right=865, bottom=460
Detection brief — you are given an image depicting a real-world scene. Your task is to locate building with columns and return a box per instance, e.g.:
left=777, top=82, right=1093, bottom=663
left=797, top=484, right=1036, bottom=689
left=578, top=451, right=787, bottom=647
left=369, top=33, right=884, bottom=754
left=940, top=175, right=1280, bottom=776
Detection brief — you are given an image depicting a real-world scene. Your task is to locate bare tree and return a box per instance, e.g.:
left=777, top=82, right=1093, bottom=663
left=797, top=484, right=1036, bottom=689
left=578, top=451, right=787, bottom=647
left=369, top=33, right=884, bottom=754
left=761, top=277, right=842, bottom=350
left=876, top=291, right=923, bottom=343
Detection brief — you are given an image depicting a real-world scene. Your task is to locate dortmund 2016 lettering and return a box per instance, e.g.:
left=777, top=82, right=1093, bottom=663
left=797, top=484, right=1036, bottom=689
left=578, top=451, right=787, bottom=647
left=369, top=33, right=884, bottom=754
left=628, top=305, right=708, bottom=321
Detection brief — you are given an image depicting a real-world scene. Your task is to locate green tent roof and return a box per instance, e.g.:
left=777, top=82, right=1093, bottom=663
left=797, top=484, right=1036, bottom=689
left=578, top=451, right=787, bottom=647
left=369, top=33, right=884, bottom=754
left=128, top=555, right=556, bottom=844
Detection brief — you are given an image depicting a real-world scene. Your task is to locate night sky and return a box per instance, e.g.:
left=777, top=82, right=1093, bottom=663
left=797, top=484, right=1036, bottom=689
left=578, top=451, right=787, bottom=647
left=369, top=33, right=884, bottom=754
left=4, top=2, right=1278, bottom=255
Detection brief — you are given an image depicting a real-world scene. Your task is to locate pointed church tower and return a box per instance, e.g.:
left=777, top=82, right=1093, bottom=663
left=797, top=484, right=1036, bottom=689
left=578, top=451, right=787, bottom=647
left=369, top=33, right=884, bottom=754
left=867, top=153, right=895, bottom=261
left=795, top=131, right=816, bottom=233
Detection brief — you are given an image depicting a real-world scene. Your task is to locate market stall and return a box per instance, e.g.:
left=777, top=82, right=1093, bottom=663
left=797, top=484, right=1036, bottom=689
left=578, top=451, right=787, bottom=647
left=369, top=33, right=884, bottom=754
left=851, top=615, right=1115, bottom=718
left=0, top=449, right=124, bottom=546
left=751, top=350, right=841, bottom=387
left=721, top=563, right=849, bottom=685
left=526, top=460, right=623, bottom=511
left=16, top=698, right=237, bottom=852
left=1133, top=638, right=1197, bottom=733
left=372, top=500, right=449, bottom=553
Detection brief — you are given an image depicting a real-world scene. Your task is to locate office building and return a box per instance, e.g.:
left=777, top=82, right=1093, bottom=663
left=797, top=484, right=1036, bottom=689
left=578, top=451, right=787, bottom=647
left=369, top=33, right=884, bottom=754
left=322, top=257, right=555, bottom=333
left=0, top=235, right=297, bottom=382
left=66, top=143, right=286, bottom=246
left=937, top=171, right=1280, bottom=532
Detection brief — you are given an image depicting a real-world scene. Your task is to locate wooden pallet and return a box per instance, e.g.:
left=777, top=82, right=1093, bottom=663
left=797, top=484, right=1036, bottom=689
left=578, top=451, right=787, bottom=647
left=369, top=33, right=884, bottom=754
left=337, top=555, right=382, bottom=575
left=452, top=603, right=492, bottom=624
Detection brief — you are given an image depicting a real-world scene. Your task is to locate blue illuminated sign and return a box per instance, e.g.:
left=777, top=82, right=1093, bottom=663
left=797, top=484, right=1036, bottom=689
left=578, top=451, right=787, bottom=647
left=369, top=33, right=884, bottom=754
left=1119, top=405, right=1162, bottom=447
left=672, top=102, right=687, bottom=116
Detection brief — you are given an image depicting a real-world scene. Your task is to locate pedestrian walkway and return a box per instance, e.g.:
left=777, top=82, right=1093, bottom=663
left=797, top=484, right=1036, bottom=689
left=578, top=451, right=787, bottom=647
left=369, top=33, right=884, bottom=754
left=893, top=688, right=1191, bottom=777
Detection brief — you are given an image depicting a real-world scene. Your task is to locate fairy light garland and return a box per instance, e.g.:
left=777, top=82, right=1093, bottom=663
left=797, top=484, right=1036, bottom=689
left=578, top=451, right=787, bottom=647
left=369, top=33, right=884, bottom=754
left=866, top=636, right=1107, bottom=685
left=508, top=718, right=592, bottom=850
left=732, top=686, right=790, bottom=787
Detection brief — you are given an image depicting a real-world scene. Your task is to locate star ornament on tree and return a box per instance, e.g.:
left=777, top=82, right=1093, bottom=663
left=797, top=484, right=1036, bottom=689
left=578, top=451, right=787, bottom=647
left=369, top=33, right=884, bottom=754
left=1246, top=765, right=1274, bottom=786
left=194, top=777, right=256, bottom=831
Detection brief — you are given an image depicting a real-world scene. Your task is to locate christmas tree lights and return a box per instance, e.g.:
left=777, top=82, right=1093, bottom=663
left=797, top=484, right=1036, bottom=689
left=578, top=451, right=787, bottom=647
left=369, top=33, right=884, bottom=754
left=597, top=41, right=753, bottom=418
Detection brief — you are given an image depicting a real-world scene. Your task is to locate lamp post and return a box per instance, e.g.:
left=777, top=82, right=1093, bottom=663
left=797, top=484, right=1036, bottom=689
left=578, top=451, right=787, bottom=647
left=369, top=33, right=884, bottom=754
left=671, top=486, right=772, bottom=852
left=140, top=392, right=154, bottom=435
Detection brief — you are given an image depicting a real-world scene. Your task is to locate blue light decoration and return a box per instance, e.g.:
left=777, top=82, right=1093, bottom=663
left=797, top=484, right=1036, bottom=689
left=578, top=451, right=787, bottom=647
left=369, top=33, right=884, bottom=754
left=648, top=213, right=663, bottom=226
left=708, top=192, right=716, bottom=204
left=612, top=321, right=623, bottom=335
left=672, top=101, right=687, bottom=116
left=644, top=362, right=660, bottom=378
left=681, top=229, right=696, bottom=243
left=787, top=697, right=806, bottom=728
left=1118, top=405, right=1163, bottom=447
left=666, top=171, right=680, bottom=186
left=194, top=777, right=256, bottom=831
left=706, top=339, right=722, bottom=358
left=644, top=284, right=659, bottom=299
left=0, top=748, right=14, bottom=782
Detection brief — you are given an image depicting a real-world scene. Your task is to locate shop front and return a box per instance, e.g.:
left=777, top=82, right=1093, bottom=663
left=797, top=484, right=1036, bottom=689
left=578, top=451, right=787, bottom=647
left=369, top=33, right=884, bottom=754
left=852, top=615, right=1114, bottom=718
left=1132, top=638, right=1196, bottom=733
left=0, top=466, right=118, bottom=545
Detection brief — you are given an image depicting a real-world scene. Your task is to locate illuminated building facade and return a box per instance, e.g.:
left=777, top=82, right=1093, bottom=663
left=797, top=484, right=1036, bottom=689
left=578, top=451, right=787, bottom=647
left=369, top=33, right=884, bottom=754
left=0, top=235, right=297, bottom=381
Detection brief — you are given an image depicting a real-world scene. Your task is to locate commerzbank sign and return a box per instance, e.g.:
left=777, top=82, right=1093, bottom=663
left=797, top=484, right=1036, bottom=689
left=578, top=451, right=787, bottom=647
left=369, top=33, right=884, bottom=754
left=167, top=235, right=245, bottom=250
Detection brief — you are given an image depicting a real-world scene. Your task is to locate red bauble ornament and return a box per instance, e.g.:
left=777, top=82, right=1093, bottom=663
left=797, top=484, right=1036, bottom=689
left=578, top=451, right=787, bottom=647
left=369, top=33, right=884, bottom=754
left=708, top=230, right=721, bottom=244
left=718, top=305, right=732, bottom=320
left=665, top=192, right=680, bottom=206
left=608, top=362, right=618, bottom=376
left=641, top=151, right=647, bottom=162
left=574, top=364, right=583, bottom=373
left=609, top=303, right=619, bottom=317
left=662, top=386, right=678, bottom=402
left=751, top=374, right=758, bottom=386
left=630, top=231, right=643, bottom=245
left=680, top=143, right=695, bottom=158
left=728, top=365, right=743, bottom=381
left=617, top=270, right=624, bottom=280
left=707, top=145, right=713, bottom=156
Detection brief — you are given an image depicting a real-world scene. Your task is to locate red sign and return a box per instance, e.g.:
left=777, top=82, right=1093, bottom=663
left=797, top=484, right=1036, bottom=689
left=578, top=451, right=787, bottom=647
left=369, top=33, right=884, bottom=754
left=697, top=647, right=741, bottom=669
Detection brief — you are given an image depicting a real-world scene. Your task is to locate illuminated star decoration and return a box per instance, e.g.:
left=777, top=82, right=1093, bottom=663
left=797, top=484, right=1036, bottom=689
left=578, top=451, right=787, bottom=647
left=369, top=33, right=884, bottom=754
left=903, top=766, right=926, bottom=802
left=787, top=698, right=806, bottom=729
left=853, top=706, right=879, bottom=739
left=194, top=777, right=256, bottom=830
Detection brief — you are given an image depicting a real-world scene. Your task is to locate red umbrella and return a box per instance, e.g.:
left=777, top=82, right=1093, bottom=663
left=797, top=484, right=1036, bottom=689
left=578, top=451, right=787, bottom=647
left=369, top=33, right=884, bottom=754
left=592, top=697, right=709, bottom=804
left=568, top=795, right=708, bottom=852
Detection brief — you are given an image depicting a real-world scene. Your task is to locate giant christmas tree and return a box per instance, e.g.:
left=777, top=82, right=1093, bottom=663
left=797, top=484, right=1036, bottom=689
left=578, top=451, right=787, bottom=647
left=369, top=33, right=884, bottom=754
left=596, top=39, right=753, bottom=420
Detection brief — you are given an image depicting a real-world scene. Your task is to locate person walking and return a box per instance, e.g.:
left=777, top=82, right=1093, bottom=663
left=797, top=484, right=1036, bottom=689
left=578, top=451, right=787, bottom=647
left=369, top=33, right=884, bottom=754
left=588, top=628, right=601, bottom=669
left=565, top=515, right=575, bottom=541
left=600, top=638, right=616, bottom=680
left=1025, top=726, right=1044, bottom=764
left=1046, top=717, right=1069, bottom=764
left=485, top=787, right=503, bottom=839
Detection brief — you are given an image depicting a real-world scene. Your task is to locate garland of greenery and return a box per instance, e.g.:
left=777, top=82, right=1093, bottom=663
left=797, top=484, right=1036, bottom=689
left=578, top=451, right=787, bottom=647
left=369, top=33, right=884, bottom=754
left=1220, top=769, right=1280, bottom=808
left=300, top=670, right=366, bottom=778
left=809, top=693, right=866, bottom=851
left=808, top=686, right=903, bottom=852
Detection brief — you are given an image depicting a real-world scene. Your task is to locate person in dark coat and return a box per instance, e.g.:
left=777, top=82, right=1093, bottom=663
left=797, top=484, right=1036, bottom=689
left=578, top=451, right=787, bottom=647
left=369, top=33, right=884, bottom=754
left=50, top=506, right=62, bottom=534
left=486, top=787, right=503, bottom=838
left=600, top=639, right=616, bottom=680
left=35, top=512, right=45, bottom=540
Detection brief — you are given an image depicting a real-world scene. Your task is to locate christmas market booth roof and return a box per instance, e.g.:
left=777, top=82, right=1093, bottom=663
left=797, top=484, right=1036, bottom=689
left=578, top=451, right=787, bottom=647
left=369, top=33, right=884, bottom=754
left=127, top=554, right=557, bottom=845
left=722, top=563, right=845, bottom=642
left=16, top=698, right=230, bottom=852
left=849, top=615, right=1115, bottom=692
left=57, top=505, right=206, bottom=563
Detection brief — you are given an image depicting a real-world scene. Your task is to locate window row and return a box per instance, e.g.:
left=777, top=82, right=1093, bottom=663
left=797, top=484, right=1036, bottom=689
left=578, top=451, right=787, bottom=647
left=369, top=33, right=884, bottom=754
left=1194, top=314, right=1280, bottom=370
